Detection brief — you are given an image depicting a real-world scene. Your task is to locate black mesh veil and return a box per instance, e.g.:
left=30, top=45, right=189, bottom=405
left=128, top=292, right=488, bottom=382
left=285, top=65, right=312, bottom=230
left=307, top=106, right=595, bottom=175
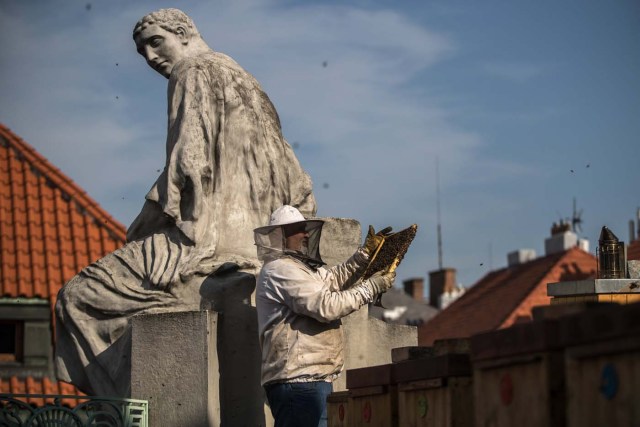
left=254, top=220, right=325, bottom=266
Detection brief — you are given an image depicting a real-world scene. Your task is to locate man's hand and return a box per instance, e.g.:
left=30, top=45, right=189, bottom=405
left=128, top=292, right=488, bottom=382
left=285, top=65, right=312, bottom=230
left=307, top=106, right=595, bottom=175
left=363, top=225, right=393, bottom=256
left=365, top=270, right=396, bottom=295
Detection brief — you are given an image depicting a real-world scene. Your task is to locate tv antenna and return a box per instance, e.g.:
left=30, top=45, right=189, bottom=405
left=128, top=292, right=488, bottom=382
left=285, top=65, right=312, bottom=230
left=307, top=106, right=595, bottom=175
left=436, top=157, right=443, bottom=270
left=572, top=197, right=583, bottom=233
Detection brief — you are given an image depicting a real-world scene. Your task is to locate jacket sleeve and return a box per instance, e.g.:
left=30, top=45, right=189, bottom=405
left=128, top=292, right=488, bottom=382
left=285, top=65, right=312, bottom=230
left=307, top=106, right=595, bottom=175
left=319, top=248, right=370, bottom=291
left=268, top=260, right=371, bottom=323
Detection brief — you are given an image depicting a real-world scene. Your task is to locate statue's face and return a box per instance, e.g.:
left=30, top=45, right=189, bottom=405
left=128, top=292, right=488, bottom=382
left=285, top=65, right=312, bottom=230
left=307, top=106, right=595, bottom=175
left=134, top=24, right=187, bottom=78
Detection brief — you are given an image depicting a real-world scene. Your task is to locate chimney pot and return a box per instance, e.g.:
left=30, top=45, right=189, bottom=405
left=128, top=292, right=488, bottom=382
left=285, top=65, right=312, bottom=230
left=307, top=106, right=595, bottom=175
left=545, top=228, right=578, bottom=255
left=428, top=268, right=457, bottom=309
left=402, top=278, right=424, bottom=302
left=507, top=249, right=536, bottom=267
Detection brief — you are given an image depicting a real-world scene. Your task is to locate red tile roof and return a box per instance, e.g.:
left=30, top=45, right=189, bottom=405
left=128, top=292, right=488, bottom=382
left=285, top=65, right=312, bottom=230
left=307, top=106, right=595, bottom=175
left=0, top=124, right=126, bottom=300
left=419, top=247, right=596, bottom=346
left=0, top=376, right=85, bottom=407
left=0, top=123, right=126, bottom=399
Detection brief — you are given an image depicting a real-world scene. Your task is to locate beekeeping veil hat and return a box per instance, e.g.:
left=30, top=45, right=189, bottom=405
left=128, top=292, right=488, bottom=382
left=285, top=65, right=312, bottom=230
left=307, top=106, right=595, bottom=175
left=254, top=205, right=325, bottom=267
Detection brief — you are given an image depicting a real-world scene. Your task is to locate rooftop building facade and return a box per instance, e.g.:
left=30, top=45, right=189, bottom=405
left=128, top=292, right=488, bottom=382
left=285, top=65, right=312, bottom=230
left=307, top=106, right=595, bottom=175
left=419, top=224, right=597, bottom=346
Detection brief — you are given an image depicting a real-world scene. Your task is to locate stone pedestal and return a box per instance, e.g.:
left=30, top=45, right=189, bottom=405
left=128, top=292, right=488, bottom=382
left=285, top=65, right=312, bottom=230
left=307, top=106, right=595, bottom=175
left=131, top=310, right=220, bottom=427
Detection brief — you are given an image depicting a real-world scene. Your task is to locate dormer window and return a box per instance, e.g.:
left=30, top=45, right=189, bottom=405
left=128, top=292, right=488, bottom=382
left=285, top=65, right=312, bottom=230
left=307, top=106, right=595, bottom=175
left=0, top=298, right=52, bottom=378
left=0, top=320, right=24, bottom=363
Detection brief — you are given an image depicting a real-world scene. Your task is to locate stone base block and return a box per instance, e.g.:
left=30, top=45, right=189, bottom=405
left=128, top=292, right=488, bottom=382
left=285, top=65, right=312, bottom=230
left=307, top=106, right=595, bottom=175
left=131, top=310, right=220, bottom=427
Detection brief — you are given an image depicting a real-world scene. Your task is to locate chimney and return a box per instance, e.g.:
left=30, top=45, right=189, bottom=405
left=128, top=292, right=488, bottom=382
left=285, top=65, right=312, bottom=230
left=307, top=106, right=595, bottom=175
left=544, top=220, right=578, bottom=255
left=578, top=238, right=589, bottom=253
left=428, top=268, right=456, bottom=309
left=403, top=278, right=424, bottom=301
left=507, top=249, right=536, bottom=267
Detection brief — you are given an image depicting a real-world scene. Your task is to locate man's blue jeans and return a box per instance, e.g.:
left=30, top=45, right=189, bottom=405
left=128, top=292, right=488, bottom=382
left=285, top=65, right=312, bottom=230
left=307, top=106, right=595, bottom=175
left=265, top=381, right=333, bottom=427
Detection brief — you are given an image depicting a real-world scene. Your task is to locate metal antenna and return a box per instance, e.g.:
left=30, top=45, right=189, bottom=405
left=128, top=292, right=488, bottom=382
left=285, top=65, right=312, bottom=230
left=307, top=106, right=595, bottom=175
left=436, top=157, right=443, bottom=270
left=572, top=197, right=583, bottom=233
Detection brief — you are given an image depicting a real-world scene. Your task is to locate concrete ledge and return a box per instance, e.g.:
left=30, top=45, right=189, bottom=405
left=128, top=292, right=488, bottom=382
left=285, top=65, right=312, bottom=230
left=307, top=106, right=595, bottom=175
left=335, top=309, right=417, bottom=392
left=547, top=279, right=640, bottom=296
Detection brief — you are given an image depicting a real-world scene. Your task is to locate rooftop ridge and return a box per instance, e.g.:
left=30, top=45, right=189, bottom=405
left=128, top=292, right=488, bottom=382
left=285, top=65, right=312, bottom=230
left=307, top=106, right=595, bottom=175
left=419, top=246, right=597, bottom=346
left=0, top=124, right=126, bottom=238
left=0, top=123, right=127, bottom=299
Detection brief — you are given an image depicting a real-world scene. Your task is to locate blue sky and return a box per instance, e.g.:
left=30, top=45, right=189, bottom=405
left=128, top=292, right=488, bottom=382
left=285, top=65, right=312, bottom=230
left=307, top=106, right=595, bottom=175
left=1, top=0, right=639, bottom=292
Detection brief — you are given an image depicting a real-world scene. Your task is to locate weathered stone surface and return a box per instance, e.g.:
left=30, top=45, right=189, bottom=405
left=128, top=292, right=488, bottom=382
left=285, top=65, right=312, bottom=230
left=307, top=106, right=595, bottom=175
left=55, top=8, right=315, bottom=398
left=317, top=217, right=362, bottom=267
left=336, top=309, right=417, bottom=392
left=131, top=311, right=220, bottom=427
left=391, top=346, right=435, bottom=363
left=628, top=260, right=640, bottom=279
left=547, top=279, right=640, bottom=295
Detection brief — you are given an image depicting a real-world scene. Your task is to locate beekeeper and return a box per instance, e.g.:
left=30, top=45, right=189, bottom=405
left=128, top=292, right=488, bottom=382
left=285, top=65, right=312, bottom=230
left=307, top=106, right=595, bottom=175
left=254, top=205, right=396, bottom=427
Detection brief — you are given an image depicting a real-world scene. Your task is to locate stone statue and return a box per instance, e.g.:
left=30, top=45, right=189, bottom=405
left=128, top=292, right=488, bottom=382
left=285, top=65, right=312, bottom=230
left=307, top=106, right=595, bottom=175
left=55, top=8, right=316, bottom=398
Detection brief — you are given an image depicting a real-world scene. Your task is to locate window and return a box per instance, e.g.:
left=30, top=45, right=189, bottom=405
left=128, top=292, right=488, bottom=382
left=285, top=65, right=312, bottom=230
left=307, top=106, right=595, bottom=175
left=0, top=320, right=24, bottom=362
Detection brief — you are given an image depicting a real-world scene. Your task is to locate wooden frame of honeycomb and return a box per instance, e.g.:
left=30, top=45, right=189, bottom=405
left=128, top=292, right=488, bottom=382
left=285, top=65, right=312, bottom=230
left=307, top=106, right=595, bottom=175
left=361, top=224, right=418, bottom=281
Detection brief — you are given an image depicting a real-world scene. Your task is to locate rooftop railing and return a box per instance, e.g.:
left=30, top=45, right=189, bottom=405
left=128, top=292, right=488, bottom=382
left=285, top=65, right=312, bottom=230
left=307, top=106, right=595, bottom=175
left=0, top=394, right=148, bottom=427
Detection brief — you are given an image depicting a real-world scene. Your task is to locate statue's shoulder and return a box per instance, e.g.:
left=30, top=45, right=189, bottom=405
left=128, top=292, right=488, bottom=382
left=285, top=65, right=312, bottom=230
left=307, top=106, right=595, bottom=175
left=173, top=51, right=246, bottom=78
left=172, top=52, right=213, bottom=72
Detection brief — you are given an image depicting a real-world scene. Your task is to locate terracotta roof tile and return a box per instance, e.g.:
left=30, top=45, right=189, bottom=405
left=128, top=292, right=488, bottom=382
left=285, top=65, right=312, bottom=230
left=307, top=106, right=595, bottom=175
left=0, top=123, right=126, bottom=300
left=25, top=376, right=44, bottom=407
left=0, top=377, right=85, bottom=407
left=419, top=247, right=597, bottom=345
left=1, top=124, right=127, bottom=400
left=9, top=376, right=26, bottom=394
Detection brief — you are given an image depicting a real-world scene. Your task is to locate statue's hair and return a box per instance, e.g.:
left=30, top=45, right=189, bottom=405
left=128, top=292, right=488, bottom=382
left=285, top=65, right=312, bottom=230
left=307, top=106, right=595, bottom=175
left=133, top=8, right=201, bottom=39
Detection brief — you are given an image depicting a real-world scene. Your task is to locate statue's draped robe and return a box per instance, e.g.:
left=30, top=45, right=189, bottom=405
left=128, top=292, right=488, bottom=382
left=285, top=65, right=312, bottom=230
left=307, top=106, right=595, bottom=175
left=55, top=51, right=316, bottom=397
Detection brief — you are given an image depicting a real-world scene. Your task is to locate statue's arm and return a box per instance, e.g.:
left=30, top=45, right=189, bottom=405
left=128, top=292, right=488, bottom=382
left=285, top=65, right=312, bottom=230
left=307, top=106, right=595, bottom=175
left=159, top=63, right=220, bottom=245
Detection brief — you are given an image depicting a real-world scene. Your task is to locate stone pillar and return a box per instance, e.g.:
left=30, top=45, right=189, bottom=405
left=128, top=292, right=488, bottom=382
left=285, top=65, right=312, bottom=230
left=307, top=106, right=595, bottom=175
left=131, top=310, right=220, bottom=427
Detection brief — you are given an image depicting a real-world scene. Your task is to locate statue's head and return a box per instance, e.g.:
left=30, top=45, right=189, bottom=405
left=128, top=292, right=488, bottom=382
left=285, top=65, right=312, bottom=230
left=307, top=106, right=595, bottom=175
left=133, top=9, right=204, bottom=78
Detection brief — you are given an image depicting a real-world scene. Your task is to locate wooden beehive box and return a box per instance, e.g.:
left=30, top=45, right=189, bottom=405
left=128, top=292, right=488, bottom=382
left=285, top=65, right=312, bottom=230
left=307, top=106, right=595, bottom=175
left=346, top=363, right=397, bottom=427
left=393, top=339, right=474, bottom=427
left=470, top=318, right=566, bottom=427
left=327, top=390, right=350, bottom=427
left=558, top=302, right=640, bottom=427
